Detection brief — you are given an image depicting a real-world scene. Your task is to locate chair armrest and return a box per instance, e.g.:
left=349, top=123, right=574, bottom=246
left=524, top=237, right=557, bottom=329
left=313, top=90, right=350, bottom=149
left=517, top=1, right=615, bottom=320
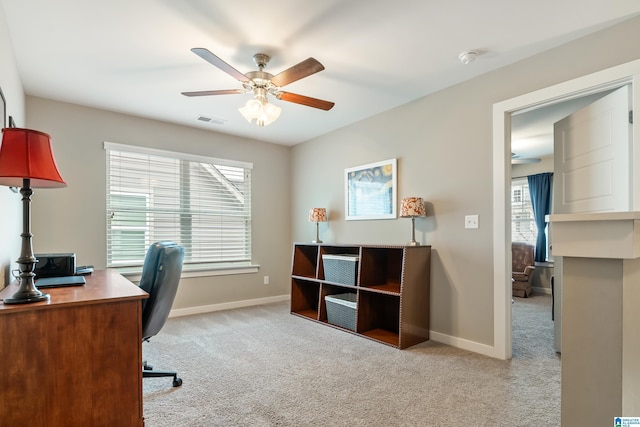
left=513, top=265, right=535, bottom=283
left=512, top=272, right=528, bottom=282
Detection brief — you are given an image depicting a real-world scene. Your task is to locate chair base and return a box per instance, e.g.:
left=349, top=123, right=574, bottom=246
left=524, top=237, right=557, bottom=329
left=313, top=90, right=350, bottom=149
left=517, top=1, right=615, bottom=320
left=143, top=361, right=182, bottom=387
left=512, top=278, right=533, bottom=298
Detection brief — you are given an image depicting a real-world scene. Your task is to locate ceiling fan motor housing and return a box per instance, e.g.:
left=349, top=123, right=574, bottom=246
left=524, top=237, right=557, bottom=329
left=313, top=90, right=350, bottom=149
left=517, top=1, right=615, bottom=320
left=253, top=53, right=271, bottom=69
left=244, top=71, right=278, bottom=100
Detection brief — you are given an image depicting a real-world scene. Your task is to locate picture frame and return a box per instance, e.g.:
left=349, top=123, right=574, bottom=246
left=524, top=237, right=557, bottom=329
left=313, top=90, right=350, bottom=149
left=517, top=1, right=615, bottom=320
left=345, top=158, right=397, bottom=220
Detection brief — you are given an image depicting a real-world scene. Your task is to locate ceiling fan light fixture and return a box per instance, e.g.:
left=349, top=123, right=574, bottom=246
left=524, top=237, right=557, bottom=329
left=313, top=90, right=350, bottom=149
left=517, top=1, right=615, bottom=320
left=263, top=101, right=281, bottom=120
left=239, top=99, right=263, bottom=123
left=239, top=98, right=281, bottom=126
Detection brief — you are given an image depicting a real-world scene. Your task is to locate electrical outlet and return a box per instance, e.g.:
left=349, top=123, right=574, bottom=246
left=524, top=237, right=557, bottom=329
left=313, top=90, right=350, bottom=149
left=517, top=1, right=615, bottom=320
left=465, top=215, right=479, bottom=229
left=263, top=275, right=269, bottom=285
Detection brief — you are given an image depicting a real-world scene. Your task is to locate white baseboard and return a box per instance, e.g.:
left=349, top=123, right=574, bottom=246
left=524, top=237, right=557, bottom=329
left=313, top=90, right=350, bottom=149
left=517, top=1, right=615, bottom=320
left=169, top=294, right=290, bottom=318
left=169, top=295, right=499, bottom=358
left=429, top=331, right=496, bottom=358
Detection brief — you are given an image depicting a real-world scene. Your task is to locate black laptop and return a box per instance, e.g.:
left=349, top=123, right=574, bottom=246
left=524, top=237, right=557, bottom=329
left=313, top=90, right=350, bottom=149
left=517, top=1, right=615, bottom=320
left=35, top=275, right=86, bottom=288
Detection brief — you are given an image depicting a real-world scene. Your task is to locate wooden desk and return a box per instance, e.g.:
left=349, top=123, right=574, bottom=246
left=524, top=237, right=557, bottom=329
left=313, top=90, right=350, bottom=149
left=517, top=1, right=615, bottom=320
left=0, top=269, right=148, bottom=427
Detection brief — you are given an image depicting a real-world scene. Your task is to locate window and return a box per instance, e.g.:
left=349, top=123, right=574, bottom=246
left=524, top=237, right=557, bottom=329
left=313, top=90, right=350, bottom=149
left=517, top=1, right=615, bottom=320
left=105, top=142, right=253, bottom=270
left=109, top=193, right=148, bottom=264
left=511, top=177, right=537, bottom=246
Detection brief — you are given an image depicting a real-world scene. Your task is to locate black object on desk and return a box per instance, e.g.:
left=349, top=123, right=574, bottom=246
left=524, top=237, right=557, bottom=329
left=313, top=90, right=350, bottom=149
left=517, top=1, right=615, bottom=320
left=34, top=253, right=76, bottom=277
left=35, top=275, right=86, bottom=288
left=75, top=265, right=94, bottom=275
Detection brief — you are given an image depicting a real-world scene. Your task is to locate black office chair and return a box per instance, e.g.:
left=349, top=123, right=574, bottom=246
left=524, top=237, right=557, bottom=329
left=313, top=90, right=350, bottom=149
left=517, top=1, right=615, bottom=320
left=139, top=241, right=185, bottom=387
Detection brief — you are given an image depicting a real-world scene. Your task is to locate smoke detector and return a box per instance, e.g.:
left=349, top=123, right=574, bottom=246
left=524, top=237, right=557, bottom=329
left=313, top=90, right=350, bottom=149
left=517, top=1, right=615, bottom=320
left=459, top=51, right=478, bottom=65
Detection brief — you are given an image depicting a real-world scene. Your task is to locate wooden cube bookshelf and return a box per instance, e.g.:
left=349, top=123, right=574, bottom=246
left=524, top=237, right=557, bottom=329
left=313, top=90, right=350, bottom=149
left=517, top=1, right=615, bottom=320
left=290, top=243, right=431, bottom=349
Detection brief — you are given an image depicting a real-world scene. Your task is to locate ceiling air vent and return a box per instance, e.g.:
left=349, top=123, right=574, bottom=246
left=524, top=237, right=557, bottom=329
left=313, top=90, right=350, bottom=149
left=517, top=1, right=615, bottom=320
left=196, top=115, right=226, bottom=125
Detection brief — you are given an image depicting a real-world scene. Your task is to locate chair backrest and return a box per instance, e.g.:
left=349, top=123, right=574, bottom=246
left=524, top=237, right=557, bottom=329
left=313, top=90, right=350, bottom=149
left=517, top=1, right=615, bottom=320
left=139, top=241, right=185, bottom=341
left=512, top=242, right=535, bottom=272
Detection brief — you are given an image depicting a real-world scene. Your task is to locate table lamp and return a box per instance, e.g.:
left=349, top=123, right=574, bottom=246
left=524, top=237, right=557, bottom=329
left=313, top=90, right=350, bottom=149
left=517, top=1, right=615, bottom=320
left=0, top=128, right=67, bottom=304
left=308, top=208, right=327, bottom=243
left=400, top=197, right=426, bottom=246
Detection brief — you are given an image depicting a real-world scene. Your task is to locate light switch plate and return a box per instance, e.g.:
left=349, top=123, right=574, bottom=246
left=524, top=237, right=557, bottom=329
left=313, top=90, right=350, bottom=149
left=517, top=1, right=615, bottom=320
left=465, top=215, right=479, bottom=229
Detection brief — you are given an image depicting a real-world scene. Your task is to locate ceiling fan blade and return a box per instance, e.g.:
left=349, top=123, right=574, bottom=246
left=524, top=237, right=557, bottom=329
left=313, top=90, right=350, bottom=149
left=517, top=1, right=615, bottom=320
left=181, top=89, right=245, bottom=97
left=277, top=92, right=335, bottom=111
left=511, top=158, right=541, bottom=164
left=191, top=48, right=250, bottom=83
left=270, top=58, right=325, bottom=87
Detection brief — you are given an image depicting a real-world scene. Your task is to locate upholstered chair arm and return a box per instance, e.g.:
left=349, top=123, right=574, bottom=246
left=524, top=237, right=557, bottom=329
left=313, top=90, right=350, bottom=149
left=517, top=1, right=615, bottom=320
left=512, top=272, right=528, bottom=282
left=524, top=265, right=535, bottom=277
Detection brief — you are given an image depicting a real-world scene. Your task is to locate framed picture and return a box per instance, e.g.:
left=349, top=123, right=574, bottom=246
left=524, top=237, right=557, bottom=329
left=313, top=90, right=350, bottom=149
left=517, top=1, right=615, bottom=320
left=0, top=86, right=5, bottom=128
left=8, top=116, right=16, bottom=127
left=345, top=158, right=397, bottom=220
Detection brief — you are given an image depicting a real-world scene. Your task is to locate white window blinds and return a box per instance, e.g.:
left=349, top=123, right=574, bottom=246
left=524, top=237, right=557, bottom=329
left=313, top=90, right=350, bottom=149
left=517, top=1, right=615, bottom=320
left=105, top=142, right=252, bottom=268
left=511, top=177, right=537, bottom=246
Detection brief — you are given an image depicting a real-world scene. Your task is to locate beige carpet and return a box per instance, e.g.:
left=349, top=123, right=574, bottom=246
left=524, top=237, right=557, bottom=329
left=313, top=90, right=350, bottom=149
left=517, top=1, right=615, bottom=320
left=142, top=294, right=560, bottom=426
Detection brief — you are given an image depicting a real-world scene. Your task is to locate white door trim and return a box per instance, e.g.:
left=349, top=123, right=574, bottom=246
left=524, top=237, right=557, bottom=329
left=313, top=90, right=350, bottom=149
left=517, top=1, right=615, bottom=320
left=492, top=59, right=640, bottom=360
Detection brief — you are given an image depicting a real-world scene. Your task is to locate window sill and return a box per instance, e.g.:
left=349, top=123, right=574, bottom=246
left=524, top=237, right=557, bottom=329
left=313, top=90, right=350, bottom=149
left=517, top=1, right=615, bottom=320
left=534, top=261, right=554, bottom=268
left=113, top=263, right=260, bottom=282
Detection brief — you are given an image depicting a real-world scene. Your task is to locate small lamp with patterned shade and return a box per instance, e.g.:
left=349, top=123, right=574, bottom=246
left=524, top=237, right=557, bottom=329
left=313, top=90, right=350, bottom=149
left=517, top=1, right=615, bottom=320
left=308, top=208, right=327, bottom=243
left=400, top=197, right=426, bottom=246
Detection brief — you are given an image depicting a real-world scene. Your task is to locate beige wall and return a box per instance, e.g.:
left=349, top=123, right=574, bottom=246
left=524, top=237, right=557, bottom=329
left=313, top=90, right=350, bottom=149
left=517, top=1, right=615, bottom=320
left=5, top=10, right=640, bottom=351
left=291, top=15, right=640, bottom=347
left=0, top=2, right=25, bottom=287
left=25, top=97, right=292, bottom=310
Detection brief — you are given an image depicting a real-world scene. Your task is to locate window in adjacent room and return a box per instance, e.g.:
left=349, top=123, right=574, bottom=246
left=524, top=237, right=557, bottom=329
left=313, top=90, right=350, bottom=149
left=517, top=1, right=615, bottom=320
left=105, top=142, right=253, bottom=271
left=511, top=177, right=537, bottom=246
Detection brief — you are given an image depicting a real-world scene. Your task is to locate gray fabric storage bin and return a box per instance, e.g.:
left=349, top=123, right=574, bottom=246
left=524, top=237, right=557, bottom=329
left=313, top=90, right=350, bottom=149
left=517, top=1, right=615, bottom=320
left=325, top=293, right=357, bottom=330
left=322, top=254, right=359, bottom=285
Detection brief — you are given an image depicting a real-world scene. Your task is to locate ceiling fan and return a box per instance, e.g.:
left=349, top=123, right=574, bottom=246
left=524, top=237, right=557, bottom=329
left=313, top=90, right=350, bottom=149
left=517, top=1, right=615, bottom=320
left=182, top=48, right=335, bottom=126
left=511, top=153, right=541, bottom=164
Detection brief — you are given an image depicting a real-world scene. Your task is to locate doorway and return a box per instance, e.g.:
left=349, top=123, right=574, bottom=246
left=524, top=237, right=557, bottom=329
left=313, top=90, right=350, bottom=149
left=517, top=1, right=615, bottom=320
left=491, top=59, right=640, bottom=360
left=509, top=89, right=619, bottom=354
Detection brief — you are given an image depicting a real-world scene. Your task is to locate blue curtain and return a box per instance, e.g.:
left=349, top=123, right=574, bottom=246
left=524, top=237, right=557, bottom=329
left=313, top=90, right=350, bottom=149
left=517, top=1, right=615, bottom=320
left=527, top=173, right=552, bottom=262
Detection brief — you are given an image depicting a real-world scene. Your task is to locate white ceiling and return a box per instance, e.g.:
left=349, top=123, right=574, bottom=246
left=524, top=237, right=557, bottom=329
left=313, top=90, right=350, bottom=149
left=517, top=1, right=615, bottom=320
left=2, top=0, right=640, bottom=146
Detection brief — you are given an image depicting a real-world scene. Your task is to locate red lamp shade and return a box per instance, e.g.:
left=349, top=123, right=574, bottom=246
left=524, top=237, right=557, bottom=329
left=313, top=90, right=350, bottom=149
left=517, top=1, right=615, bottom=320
left=0, top=128, right=66, bottom=188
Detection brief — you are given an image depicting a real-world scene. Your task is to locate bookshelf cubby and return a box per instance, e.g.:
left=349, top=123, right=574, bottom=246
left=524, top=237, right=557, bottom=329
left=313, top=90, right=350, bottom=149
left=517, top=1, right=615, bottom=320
left=290, top=243, right=431, bottom=349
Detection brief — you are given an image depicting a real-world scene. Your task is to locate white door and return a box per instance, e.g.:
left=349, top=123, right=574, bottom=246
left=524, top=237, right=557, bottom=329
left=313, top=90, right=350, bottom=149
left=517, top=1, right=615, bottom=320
left=551, top=85, right=631, bottom=354
left=553, top=85, right=631, bottom=214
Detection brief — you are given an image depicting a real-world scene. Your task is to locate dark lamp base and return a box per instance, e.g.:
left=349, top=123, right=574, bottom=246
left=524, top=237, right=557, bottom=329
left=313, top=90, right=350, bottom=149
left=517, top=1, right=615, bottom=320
left=4, top=291, right=50, bottom=305
left=6, top=180, right=52, bottom=305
